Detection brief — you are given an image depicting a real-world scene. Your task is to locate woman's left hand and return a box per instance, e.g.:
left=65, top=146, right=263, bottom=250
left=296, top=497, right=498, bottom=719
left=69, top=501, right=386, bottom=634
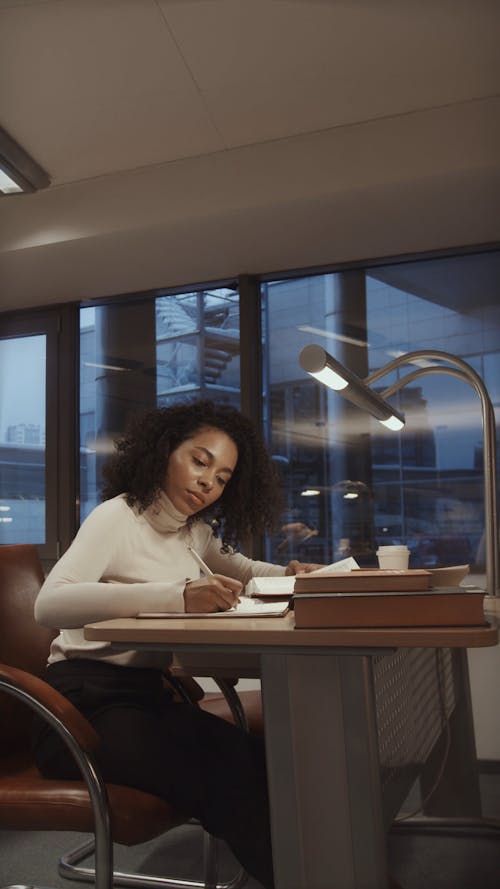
left=285, top=560, right=325, bottom=575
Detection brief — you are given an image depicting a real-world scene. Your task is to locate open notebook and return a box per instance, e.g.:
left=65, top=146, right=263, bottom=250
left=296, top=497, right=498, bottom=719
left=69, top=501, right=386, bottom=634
left=245, top=556, right=360, bottom=597
left=138, top=595, right=290, bottom=618
left=138, top=557, right=359, bottom=618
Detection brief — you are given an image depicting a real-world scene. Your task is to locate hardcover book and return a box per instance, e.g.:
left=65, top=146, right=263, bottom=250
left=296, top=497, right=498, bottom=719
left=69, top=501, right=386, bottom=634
left=293, top=568, right=432, bottom=594
left=292, top=586, right=486, bottom=629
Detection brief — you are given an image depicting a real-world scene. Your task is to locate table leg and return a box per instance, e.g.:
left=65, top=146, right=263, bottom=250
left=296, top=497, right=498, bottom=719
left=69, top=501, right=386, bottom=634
left=261, top=652, right=389, bottom=889
left=420, top=648, right=482, bottom=816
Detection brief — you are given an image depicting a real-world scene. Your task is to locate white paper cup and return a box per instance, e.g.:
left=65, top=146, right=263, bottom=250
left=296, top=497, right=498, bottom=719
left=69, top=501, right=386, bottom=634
left=376, top=545, right=410, bottom=570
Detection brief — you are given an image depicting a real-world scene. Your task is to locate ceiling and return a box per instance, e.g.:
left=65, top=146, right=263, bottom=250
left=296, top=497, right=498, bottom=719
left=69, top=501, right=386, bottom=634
left=0, top=0, right=499, bottom=311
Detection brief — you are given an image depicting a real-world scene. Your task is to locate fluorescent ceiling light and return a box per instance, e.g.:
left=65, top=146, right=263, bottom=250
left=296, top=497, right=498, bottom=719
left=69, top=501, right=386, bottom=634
left=386, top=349, right=436, bottom=369
left=0, top=125, right=50, bottom=194
left=0, top=169, right=23, bottom=193
left=84, top=362, right=131, bottom=372
left=298, top=325, right=368, bottom=349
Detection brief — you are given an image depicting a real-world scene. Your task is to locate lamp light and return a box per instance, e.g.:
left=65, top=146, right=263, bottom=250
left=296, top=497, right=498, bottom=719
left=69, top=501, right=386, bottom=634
left=331, top=480, right=371, bottom=501
left=0, top=125, right=50, bottom=194
left=300, top=345, right=500, bottom=612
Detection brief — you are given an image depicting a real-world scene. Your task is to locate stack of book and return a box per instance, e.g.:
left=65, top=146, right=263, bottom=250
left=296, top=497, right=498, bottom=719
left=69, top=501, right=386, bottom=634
left=292, top=569, right=486, bottom=628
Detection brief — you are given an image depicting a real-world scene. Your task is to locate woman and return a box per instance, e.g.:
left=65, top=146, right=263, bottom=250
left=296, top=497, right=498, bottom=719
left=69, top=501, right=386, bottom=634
left=33, top=400, right=320, bottom=888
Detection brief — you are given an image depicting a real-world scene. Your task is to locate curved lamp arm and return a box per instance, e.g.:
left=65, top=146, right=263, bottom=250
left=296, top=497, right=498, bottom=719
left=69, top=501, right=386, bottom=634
left=377, top=355, right=498, bottom=603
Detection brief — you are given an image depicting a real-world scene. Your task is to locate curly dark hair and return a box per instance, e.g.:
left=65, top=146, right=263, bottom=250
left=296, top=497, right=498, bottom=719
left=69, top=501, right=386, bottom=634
left=101, top=400, right=283, bottom=550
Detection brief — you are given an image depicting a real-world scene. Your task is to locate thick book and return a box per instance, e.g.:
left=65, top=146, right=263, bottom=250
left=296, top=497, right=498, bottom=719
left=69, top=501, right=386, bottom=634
left=292, top=586, right=486, bottom=629
left=293, top=568, right=432, bottom=594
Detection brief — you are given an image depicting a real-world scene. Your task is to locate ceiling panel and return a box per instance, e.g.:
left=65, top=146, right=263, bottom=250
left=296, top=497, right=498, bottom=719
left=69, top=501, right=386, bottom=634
left=0, top=0, right=499, bottom=309
left=1, top=0, right=499, bottom=186
left=161, top=0, right=500, bottom=146
left=0, top=0, right=222, bottom=184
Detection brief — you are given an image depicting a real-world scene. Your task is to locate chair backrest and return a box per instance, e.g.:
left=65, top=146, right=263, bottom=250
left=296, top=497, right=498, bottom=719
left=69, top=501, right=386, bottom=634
left=0, top=544, right=56, bottom=753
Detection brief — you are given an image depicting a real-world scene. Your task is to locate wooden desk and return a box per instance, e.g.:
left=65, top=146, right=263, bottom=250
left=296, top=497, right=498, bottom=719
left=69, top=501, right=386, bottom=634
left=85, top=614, right=497, bottom=889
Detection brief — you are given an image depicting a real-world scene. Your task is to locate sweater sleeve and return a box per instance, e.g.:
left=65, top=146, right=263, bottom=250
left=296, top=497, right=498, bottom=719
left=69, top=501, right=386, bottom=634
left=34, top=501, right=186, bottom=629
left=198, top=527, right=287, bottom=585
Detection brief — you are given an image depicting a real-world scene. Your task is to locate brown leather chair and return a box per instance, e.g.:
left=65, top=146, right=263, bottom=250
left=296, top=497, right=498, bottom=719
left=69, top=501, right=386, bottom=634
left=0, top=544, right=262, bottom=889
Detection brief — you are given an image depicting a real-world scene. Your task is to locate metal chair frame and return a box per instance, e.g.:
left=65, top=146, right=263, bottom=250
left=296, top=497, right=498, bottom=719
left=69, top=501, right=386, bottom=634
left=0, top=670, right=247, bottom=889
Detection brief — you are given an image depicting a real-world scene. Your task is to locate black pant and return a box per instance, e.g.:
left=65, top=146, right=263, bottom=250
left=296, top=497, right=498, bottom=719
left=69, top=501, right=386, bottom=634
left=32, top=659, right=274, bottom=889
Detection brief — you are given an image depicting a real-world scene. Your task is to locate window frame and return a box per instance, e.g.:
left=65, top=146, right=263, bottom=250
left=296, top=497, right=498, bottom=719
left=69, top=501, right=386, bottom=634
left=0, top=305, right=78, bottom=566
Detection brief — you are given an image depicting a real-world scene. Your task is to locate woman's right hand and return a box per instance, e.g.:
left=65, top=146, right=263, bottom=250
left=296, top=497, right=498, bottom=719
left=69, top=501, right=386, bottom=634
left=183, top=574, right=243, bottom=613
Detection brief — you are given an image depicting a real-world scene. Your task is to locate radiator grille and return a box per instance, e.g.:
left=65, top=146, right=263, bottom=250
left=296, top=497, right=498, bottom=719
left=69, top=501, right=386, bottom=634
left=374, top=648, right=455, bottom=789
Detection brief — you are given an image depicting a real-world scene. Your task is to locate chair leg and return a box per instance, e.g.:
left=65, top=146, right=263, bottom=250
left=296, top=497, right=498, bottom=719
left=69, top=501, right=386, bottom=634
left=203, top=831, right=218, bottom=889
left=59, top=831, right=247, bottom=889
left=59, top=681, right=251, bottom=889
left=0, top=678, right=114, bottom=889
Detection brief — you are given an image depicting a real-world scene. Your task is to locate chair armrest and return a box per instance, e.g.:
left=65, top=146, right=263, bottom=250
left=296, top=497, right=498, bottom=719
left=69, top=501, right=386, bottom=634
left=163, top=669, right=206, bottom=703
left=165, top=668, right=247, bottom=730
left=0, top=660, right=115, bottom=874
left=212, top=677, right=249, bottom=732
left=0, top=662, right=100, bottom=753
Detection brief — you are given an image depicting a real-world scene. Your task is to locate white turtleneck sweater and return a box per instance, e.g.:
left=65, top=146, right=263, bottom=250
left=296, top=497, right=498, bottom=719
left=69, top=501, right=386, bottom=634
left=35, top=493, right=286, bottom=669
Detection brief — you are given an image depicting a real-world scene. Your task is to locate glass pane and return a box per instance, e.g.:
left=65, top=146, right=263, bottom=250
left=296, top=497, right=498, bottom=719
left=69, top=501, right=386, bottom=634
left=156, top=288, right=240, bottom=407
left=157, top=336, right=201, bottom=398
left=262, top=274, right=357, bottom=566
left=0, top=334, right=46, bottom=543
left=80, top=287, right=240, bottom=521
left=263, top=252, right=500, bottom=575
left=365, top=260, right=500, bottom=572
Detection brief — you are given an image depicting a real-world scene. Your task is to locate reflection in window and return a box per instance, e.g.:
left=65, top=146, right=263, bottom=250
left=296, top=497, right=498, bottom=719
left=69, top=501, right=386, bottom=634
left=263, top=252, right=500, bottom=573
left=0, top=334, right=46, bottom=544
left=156, top=288, right=240, bottom=408
left=79, top=287, right=240, bottom=520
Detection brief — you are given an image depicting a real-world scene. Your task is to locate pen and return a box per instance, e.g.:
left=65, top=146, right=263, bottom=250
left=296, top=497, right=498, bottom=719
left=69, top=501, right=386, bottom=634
left=187, top=545, right=241, bottom=610
left=187, top=545, right=214, bottom=577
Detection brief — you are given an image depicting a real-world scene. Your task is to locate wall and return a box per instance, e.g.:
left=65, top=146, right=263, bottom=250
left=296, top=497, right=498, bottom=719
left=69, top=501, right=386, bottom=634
left=0, top=97, right=499, bottom=312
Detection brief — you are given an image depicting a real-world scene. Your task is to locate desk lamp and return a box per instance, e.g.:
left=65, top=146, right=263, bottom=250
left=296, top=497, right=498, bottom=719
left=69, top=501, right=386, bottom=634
left=299, top=344, right=500, bottom=615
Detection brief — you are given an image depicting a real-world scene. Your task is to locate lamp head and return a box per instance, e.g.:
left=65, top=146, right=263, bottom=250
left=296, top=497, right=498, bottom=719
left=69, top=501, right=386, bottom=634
left=299, top=344, right=348, bottom=390
left=299, top=344, right=405, bottom=431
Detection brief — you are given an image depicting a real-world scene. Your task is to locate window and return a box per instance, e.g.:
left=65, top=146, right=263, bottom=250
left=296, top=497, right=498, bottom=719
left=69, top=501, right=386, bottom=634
left=79, top=286, right=240, bottom=520
left=74, top=250, right=498, bottom=574
left=156, top=288, right=240, bottom=407
left=0, top=313, right=60, bottom=560
left=262, top=251, right=500, bottom=572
